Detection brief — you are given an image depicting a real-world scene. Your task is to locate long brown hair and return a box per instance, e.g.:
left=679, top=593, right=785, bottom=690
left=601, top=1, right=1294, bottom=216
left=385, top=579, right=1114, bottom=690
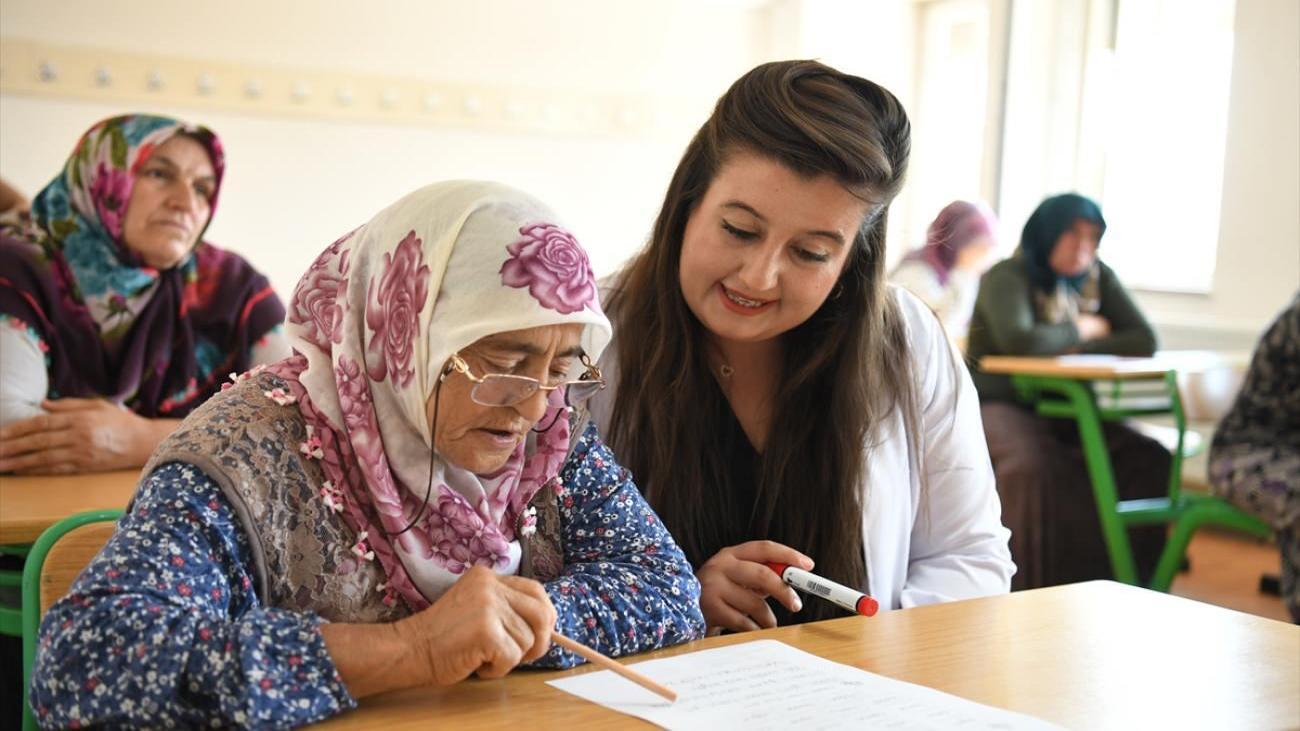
left=605, top=60, right=917, bottom=623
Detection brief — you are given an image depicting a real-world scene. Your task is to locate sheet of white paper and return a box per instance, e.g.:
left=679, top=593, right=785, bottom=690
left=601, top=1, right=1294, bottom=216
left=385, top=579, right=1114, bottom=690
left=547, top=640, right=1062, bottom=731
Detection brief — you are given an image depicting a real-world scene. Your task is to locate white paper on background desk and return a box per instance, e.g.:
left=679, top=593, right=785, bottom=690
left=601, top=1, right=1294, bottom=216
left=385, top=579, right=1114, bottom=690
left=547, top=639, right=1063, bottom=731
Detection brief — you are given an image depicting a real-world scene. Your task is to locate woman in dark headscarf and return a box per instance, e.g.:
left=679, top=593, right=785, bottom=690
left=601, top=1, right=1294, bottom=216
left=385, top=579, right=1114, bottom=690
left=0, top=114, right=288, bottom=474
left=967, top=192, right=1168, bottom=590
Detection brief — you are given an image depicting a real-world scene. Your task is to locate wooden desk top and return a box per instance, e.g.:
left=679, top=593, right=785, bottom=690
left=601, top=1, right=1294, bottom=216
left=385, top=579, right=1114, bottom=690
left=0, top=469, right=138, bottom=544
left=979, top=351, right=1242, bottom=380
left=317, top=581, right=1300, bottom=730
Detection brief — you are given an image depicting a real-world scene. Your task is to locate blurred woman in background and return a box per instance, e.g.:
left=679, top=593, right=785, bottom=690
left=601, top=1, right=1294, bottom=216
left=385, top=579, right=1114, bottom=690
left=967, top=192, right=1167, bottom=590
left=890, top=199, right=997, bottom=339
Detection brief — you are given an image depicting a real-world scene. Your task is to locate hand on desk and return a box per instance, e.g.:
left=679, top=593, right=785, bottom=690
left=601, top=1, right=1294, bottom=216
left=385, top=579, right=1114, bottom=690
left=697, top=540, right=813, bottom=633
left=1075, top=313, right=1111, bottom=342
left=0, top=398, right=177, bottom=474
left=323, top=566, right=558, bottom=699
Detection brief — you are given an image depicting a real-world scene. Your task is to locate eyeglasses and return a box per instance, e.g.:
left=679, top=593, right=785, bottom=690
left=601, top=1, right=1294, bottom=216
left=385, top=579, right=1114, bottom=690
left=441, top=352, right=605, bottom=409
left=393, top=350, right=605, bottom=538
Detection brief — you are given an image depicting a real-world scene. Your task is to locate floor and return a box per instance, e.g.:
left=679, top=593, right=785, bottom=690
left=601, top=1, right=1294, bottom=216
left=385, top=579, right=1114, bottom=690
left=1169, top=529, right=1290, bottom=623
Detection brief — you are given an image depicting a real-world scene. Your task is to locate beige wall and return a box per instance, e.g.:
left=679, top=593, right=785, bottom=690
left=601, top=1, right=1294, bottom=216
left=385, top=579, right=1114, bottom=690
left=0, top=0, right=1294, bottom=338
left=0, top=0, right=771, bottom=297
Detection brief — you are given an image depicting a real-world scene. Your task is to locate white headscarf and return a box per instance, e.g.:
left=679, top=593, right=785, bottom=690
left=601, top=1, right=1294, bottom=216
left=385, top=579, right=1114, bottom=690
left=275, top=180, right=611, bottom=608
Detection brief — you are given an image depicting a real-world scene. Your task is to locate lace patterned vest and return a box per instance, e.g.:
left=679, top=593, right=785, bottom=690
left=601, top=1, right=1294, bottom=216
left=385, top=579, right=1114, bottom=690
left=143, top=371, right=565, bottom=623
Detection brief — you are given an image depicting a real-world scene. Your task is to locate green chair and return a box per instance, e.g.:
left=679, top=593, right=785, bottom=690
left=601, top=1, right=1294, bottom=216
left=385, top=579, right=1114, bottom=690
left=1011, top=369, right=1271, bottom=591
left=19, top=510, right=123, bottom=731
left=0, top=544, right=31, bottom=636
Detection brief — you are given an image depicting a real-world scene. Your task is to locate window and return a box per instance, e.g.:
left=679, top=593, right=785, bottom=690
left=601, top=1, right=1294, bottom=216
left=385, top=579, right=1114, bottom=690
left=1081, top=0, right=1236, bottom=293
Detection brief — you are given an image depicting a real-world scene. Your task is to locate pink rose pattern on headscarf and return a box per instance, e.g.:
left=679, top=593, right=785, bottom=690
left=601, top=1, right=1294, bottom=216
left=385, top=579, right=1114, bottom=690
left=273, top=211, right=581, bottom=611
left=365, top=231, right=429, bottom=387
left=288, top=232, right=353, bottom=349
left=90, top=163, right=133, bottom=240
left=500, top=223, right=597, bottom=314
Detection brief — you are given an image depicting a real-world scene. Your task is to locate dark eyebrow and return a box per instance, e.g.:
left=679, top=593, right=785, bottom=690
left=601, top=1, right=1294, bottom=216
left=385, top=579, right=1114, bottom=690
left=482, top=339, right=584, bottom=358
left=720, top=200, right=847, bottom=247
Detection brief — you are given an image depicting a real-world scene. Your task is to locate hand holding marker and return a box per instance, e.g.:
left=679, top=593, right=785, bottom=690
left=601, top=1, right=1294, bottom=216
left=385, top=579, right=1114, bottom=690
left=766, top=562, right=879, bottom=617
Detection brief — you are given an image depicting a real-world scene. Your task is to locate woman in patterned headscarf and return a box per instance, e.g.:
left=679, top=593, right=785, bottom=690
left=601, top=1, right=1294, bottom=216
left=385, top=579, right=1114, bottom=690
left=0, top=114, right=288, bottom=473
left=29, top=180, right=703, bottom=728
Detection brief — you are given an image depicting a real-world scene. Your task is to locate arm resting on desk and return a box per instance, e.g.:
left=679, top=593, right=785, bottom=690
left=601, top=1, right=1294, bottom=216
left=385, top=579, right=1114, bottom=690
left=530, top=422, right=706, bottom=668
left=29, top=464, right=354, bottom=729
left=1073, top=263, right=1157, bottom=356
left=974, top=265, right=1081, bottom=355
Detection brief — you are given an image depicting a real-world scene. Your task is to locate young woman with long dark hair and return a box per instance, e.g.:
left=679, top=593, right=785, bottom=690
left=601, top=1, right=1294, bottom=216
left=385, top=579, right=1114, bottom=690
left=590, top=60, right=1014, bottom=632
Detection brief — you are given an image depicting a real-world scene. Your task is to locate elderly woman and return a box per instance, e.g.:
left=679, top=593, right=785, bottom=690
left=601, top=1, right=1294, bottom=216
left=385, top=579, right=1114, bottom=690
left=967, top=193, right=1167, bottom=590
left=0, top=114, right=288, bottom=473
left=29, top=181, right=704, bottom=728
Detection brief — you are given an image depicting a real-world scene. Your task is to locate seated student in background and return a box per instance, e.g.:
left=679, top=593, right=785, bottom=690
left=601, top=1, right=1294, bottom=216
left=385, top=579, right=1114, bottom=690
left=1208, top=293, right=1300, bottom=623
left=29, top=180, right=704, bottom=728
left=592, top=60, right=1014, bottom=634
left=966, top=192, right=1168, bottom=590
left=889, top=199, right=997, bottom=339
left=0, top=114, right=288, bottom=473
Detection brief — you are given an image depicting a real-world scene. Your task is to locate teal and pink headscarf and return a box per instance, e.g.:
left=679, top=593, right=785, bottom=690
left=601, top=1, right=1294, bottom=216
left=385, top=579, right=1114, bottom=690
left=0, top=114, right=284, bottom=416
left=270, top=181, right=611, bottom=609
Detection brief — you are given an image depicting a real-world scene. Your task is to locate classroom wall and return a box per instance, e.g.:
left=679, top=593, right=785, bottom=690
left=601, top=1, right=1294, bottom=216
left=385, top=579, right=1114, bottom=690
left=1, top=0, right=1294, bottom=343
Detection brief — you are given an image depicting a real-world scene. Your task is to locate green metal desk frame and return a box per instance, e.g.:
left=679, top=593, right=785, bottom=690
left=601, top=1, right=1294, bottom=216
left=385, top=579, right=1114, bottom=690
left=1010, top=370, right=1271, bottom=591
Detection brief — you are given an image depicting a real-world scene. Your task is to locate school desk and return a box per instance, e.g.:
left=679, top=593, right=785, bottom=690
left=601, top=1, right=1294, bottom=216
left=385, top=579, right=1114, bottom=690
left=979, top=353, right=1270, bottom=591
left=0, top=469, right=139, bottom=545
left=317, top=581, right=1300, bottom=730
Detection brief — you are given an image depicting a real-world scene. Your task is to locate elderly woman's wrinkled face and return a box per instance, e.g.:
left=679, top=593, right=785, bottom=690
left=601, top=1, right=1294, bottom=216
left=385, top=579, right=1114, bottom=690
left=1048, top=219, right=1101, bottom=278
left=429, top=323, right=584, bottom=475
left=120, top=135, right=216, bottom=269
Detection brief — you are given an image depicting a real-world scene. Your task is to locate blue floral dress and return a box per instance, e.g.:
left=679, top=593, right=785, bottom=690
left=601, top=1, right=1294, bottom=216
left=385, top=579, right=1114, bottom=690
left=29, top=424, right=704, bottom=729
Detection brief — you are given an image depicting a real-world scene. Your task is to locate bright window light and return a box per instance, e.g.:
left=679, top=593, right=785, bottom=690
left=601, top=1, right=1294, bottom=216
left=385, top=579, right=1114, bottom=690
left=1090, top=0, right=1236, bottom=293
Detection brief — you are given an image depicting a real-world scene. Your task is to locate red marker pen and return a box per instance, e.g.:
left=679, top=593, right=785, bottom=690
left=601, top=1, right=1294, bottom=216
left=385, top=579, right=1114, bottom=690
left=767, top=562, right=879, bottom=617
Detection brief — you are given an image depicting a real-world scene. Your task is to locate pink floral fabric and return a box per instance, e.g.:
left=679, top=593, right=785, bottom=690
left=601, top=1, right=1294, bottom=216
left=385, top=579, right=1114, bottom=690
left=365, top=231, right=429, bottom=387
left=500, top=223, right=597, bottom=314
left=90, top=163, right=132, bottom=240
left=288, top=232, right=353, bottom=350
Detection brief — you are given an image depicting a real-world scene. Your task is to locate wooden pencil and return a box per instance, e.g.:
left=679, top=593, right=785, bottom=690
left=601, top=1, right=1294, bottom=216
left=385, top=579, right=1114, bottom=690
left=551, top=632, right=678, bottom=702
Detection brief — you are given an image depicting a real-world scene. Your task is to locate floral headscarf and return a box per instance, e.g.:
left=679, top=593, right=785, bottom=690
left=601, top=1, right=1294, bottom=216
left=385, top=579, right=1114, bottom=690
left=0, top=114, right=284, bottom=416
left=271, top=181, right=611, bottom=609
left=906, top=200, right=998, bottom=285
